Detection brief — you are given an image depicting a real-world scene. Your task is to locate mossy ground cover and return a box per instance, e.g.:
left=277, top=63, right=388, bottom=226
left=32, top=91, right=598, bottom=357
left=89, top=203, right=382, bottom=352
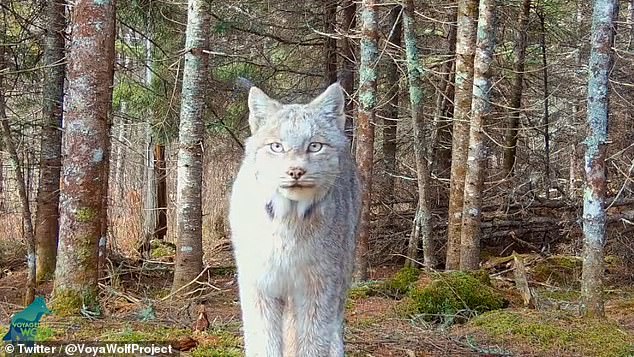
left=467, top=309, right=634, bottom=357
left=397, top=271, right=506, bottom=324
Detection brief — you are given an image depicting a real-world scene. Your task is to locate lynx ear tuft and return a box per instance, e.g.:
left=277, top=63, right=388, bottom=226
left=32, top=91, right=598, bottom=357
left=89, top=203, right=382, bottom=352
left=310, top=83, right=346, bottom=131
left=248, top=87, right=280, bottom=134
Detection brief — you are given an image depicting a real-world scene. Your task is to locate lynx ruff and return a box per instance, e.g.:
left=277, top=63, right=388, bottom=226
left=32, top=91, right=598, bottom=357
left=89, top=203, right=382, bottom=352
left=229, top=83, right=362, bottom=356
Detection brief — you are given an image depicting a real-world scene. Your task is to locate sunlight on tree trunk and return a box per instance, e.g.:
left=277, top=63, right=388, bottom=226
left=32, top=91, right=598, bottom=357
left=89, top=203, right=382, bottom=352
left=172, top=0, right=209, bottom=293
left=354, top=0, right=379, bottom=281
left=445, top=0, right=478, bottom=270
left=459, top=0, right=497, bottom=271
left=52, top=0, right=115, bottom=315
left=35, top=0, right=66, bottom=283
left=580, top=0, right=618, bottom=318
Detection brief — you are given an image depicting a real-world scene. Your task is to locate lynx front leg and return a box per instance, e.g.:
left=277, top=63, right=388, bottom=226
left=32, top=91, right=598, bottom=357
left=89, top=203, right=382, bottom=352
left=239, top=286, right=284, bottom=357
left=291, top=289, right=342, bottom=357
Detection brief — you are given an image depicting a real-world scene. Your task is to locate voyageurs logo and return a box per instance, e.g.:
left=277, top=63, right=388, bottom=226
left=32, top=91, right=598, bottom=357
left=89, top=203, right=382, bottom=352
left=2, top=296, right=51, bottom=343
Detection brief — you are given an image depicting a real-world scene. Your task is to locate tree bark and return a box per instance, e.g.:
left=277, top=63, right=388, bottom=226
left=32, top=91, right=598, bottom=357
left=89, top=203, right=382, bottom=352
left=35, top=0, right=66, bottom=283
left=354, top=0, right=379, bottom=281
left=340, top=0, right=357, bottom=140
left=382, top=5, right=402, bottom=204
left=502, top=0, right=531, bottom=177
left=627, top=0, right=634, bottom=51
left=538, top=5, right=550, bottom=197
left=172, top=0, right=209, bottom=293
left=140, top=36, right=156, bottom=257
left=445, top=0, right=478, bottom=270
left=459, top=0, right=497, bottom=271
left=154, top=144, right=167, bottom=241
left=431, top=5, right=458, bottom=179
left=580, top=0, right=618, bottom=318
left=402, top=0, right=435, bottom=269
left=0, top=47, right=37, bottom=305
left=324, top=0, right=338, bottom=86
left=52, top=0, right=115, bottom=315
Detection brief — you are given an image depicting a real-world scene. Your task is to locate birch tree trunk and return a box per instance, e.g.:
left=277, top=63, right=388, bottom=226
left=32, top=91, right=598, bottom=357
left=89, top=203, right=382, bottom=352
left=354, top=0, right=379, bottom=281
left=35, top=0, right=66, bottom=282
left=340, top=0, right=357, bottom=140
left=459, top=0, right=497, bottom=271
left=172, top=0, right=209, bottom=293
left=52, top=0, right=115, bottom=315
left=445, top=0, right=478, bottom=270
left=402, top=0, right=435, bottom=268
left=502, top=0, right=531, bottom=177
left=580, top=0, right=618, bottom=318
left=383, top=5, right=402, bottom=204
left=0, top=48, right=37, bottom=305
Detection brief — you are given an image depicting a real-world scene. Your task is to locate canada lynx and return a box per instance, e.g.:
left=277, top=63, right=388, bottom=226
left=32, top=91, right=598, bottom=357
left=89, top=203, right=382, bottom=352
left=229, top=83, right=361, bottom=356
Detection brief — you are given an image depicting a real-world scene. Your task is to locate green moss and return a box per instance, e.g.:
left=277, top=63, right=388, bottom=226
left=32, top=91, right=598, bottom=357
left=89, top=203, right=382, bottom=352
left=150, top=240, right=176, bottom=259
left=51, top=289, right=98, bottom=316
left=348, top=281, right=382, bottom=300
left=379, top=267, right=421, bottom=297
left=75, top=207, right=98, bottom=223
left=471, top=310, right=634, bottom=357
left=532, top=256, right=582, bottom=287
left=538, top=289, right=580, bottom=302
left=399, top=271, right=506, bottom=323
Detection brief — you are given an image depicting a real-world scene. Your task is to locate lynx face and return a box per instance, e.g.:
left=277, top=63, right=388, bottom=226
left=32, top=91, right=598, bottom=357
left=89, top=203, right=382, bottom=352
left=244, top=84, right=348, bottom=202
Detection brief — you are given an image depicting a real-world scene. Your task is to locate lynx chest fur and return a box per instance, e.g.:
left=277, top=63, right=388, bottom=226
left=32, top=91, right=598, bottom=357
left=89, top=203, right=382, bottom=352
left=229, top=83, right=361, bottom=357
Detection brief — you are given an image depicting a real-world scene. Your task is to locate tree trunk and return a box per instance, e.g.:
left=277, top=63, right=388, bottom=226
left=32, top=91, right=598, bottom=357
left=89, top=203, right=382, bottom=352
left=382, top=5, right=402, bottom=204
left=445, top=0, right=478, bottom=270
left=0, top=49, right=36, bottom=305
left=340, top=0, right=357, bottom=140
left=141, top=132, right=157, bottom=256
left=354, top=0, right=379, bottom=281
left=580, top=0, right=618, bottom=318
left=431, top=5, right=458, bottom=179
left=538, top=6, right=550, bottom=197
left=172, top=0, right=209, bottom=293
left=52, top=0, right=115, bottom=315
left=154, top=144, right=167, bottom=241
left=35, top=0, right=66, bottom=283
left=502, top=0, right=531, bottom=177
left=627, top=0, right=634, bottom=51
left=324, top=0, right=338, bottom=86
left=402, top=0, right=435, bottom=269
left=459, top=0, right=497, bottom=271
left=140, top=36, right=157, bottom=257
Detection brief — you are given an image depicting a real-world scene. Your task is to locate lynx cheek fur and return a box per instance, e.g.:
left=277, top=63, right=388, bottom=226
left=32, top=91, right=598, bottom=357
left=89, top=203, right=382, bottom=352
left=229, top=83, right=361, bottom=357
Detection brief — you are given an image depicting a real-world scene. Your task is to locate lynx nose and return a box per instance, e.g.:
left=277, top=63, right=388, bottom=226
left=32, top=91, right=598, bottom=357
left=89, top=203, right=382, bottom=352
left=287, top=167, right=306, bottom=180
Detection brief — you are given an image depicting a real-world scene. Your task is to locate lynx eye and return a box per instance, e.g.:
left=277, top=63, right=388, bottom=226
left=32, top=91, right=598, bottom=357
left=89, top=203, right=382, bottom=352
left=307, top=142, right=323, bottom=153
left=269, top=142, right=285, bottom=153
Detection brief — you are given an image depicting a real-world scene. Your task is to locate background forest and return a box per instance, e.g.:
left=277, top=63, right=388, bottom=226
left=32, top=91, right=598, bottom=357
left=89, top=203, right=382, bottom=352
left=0, top=0, right=633, bottom=355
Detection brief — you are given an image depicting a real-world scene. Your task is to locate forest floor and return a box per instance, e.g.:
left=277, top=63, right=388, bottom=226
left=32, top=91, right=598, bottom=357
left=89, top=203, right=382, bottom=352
left=1, top=253, right=634, bottom=356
